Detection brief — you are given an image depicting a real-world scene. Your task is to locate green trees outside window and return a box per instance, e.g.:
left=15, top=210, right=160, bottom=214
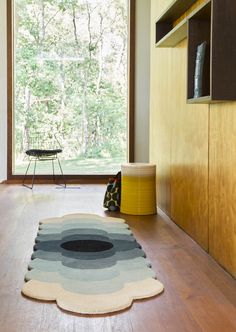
left=14, top=0, right=128, bottom=174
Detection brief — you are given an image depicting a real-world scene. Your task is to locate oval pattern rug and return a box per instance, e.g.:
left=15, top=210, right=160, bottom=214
left=22, top=214, right=164, bottom=314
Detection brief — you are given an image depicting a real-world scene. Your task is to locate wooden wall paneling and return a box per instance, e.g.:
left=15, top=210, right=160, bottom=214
left=209, top=103, right=236, bottom=278
left=169, top=39, right=209, bottom=250
left=151, top=0, right=236, bottom=276
left=150, top=1, right=172, bottom=216
left=150, top=49, right=172, bottom=215
left=151, top=0, right=209, bottom=233
left=156, top=0, right=175, bottom=18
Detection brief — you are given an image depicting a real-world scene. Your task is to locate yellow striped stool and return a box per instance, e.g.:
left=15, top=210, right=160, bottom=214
left=120, top=163, right=157, bottom=215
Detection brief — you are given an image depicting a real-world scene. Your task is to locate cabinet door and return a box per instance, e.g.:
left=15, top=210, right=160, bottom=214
left=209, top=103, right=236, bottom=278
left=170, top=39, right=209, bottom=250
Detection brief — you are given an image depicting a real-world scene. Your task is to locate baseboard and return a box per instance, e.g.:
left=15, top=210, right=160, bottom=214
left=157, top=206, right=172, bottom=223
left=3, top=178, right=107, bottom=185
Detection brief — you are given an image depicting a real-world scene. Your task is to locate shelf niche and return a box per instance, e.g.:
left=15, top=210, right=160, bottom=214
left=155, top=0, right=196, bottom=46
left=187, top=1, right=211, bottom=101
left=156, top=0, right=236, bottom=104
left=188, top=0, right=236, bottom=103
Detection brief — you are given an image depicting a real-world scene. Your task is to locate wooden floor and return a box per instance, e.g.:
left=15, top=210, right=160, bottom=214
left=0, top=184, right=235, bottom=332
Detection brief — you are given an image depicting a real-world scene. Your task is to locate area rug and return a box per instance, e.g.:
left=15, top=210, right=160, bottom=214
left=22, top=214, right=164, bottom=314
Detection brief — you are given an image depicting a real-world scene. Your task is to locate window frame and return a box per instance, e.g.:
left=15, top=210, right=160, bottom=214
left=7, top=0, right=135, bottom=182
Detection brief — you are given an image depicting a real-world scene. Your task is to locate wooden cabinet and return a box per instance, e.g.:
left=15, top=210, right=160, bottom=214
left=209, top=103, right=236, bottom=278
left=151, top=0, right=236, bottom=277
left=156, top=0, right=236, bottom=103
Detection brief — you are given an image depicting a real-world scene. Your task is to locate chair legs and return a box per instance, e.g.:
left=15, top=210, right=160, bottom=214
left=32, top=159, right=37, bottom=188
left=55, top=157, right=66, bottom=188
left=23, top=156, right=66, bottom=189
left=23, top=159, right=37, bottom=189
left=22, top=159, right=32, bottom=187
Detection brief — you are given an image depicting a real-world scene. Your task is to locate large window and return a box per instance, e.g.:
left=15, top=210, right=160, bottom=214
left=10, top=0, right=132, bottom=176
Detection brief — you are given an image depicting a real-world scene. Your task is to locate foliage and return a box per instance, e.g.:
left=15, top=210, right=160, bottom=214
left=14, top=0, right=128, bottom=163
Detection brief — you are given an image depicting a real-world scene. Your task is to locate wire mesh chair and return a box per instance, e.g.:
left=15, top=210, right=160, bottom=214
left=22, top=132, right=66, bottom=189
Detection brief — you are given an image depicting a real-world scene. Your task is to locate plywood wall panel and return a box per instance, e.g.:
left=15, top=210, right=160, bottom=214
left=150, top=1, right=209, bottom=247
left=149, top=49, right=172, bottom=215
left=169, top=40, right=209, bottom=250
left=150, top=0, right=172, bottom=215
left=209, top=103, right=236, bottom=277
left=151, top=0, right=236, bottom=276
left=150, top=1, right=209, bottom=248
left=155, top=0, right=175, bottom=19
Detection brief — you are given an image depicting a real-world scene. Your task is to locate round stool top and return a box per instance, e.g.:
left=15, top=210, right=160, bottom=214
left=121, top=163, right=156, bottom=168
left=121, top=163, right=156, bottom=177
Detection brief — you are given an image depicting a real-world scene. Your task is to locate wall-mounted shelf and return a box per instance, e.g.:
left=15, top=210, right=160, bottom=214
left=155, top=0, right=196, bottom=47
left=187, top=96, right=225, bottom=104
left=187, top=0, right=236, bottom=103
left=156, top=19, right=187, bottom=48
left=187, top=96, right=212, bottom=104
left=156, top=0, right=236, bottom=103
left=156, top=1, right=210, bottom=48
left=157, top=0, right=197, bottom=22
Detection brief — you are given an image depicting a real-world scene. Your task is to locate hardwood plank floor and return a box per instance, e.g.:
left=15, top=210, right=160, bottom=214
left=0, top=184, right=235, bottom=332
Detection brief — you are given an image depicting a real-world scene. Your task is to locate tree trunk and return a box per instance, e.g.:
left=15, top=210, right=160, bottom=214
left=40, top=0, right=45, bottom=48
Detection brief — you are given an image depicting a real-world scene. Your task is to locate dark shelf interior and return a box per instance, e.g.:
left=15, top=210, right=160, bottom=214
left=187, top=2, right=211, bottom=100
left=156, top=0, right=196, bottom=44
left=158, top=0, right=196, bottom=23
left=155, top=19, right=187, bottom=48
